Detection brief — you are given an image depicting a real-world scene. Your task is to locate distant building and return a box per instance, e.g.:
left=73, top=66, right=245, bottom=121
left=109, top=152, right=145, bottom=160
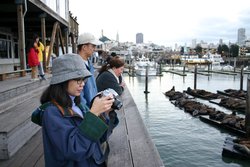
left=191, top=39, right=196, bottom=48
left=116, top=32, right=119, bottom=42
left=219, top=39, right=223, bottom=45
left=238, top=28, right=246, bottom=46
left=136, top=33, right=143, bottom=44
left=174, top=43, right=178, bottom=51
left=246, top=40, right=250, bottom=47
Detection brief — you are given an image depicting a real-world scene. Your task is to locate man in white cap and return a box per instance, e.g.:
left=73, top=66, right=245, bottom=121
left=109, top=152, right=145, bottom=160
left=77, top=32, right=102, bottom=107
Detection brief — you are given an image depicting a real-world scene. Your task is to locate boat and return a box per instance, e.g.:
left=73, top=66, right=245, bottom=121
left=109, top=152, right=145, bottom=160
left=181, top=52, right=224, bottom=68
left=180, top=55, right=211, bottom=65
left=203, top=52, right=224, bottom=65
left=133, top=57, right=157, bottom=76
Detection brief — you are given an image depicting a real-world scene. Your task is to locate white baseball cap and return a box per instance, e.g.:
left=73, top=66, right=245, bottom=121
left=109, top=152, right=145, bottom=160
left=77, top=33, right=102, bottom=46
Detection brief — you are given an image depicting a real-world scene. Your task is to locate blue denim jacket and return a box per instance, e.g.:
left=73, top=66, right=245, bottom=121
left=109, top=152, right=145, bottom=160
left=80, top=60, right=98, bottom=108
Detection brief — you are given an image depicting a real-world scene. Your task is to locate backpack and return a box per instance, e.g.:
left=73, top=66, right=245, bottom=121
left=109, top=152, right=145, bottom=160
left=31, top=102, right=52, bottom=126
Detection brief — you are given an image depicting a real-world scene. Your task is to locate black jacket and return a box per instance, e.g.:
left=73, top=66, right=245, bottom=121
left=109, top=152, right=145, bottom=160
left=96, top=71, right=124, bottom=96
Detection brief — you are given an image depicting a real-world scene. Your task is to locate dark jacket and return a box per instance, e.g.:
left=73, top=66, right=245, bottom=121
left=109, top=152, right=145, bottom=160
left=41, top=102, right=119, bottom=167
left=96, top=71, right=124, bottom=96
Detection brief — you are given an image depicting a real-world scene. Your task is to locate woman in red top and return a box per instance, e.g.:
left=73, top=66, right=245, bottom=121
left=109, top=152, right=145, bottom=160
left=28, top=40, right=39, bottom=81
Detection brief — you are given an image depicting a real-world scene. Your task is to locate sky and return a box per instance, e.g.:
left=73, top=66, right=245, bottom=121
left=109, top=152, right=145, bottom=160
left=69, top=0, right=250, bottom=48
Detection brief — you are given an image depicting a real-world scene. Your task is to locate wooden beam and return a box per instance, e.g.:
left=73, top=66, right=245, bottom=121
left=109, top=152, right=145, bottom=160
left=46, top=22, right=59, bottom=67
left=40, top=13, right=47, bottom=72
left=16, top=3, right=26, bottom=70
left=64, top=29, right=69, bottom=53
left=57, top=25, right=65, bottom=55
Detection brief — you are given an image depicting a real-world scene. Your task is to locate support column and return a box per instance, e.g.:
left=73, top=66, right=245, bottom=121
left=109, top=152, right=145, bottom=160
left=64, top=28, right=69, bottom=53
left=71, top=34, right=76, bottom=53
left=16, top=1, right=26, bottom=70
left=40, top=13, right=47, bottom=72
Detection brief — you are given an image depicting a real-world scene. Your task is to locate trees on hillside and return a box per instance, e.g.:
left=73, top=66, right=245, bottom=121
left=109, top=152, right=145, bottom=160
left=229, top=44, right=239, bottom=57
left=217, top=44, right=229, bottom=57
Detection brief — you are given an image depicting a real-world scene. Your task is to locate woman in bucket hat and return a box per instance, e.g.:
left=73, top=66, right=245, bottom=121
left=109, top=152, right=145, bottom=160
left=35, top=53, right=118, bottom=167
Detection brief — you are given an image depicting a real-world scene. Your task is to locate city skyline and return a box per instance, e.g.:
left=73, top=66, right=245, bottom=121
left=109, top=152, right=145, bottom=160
left=69, top=0, right=250, bottom=48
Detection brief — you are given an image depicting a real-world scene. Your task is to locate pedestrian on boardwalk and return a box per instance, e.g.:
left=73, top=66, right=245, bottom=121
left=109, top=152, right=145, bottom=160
left=27, top=38, right=39, bottom=81
left=36, top=53, right=118, bottom=167
left=77, top=32, right=102, bottom=107
left=34, top=34, right=46, bottom=80
left=96, top=56, right=125, bottom=96
left=77, top=34, right=120, bottom=164
left=106, top=52, right=123, bottom=84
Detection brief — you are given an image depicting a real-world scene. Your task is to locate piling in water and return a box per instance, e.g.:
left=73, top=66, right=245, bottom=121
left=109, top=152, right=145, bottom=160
left=194, top=65, right=197, bottom=90
left=246, top=78, right=250, bottom=138
left=144, top=65, right=149, bottom=94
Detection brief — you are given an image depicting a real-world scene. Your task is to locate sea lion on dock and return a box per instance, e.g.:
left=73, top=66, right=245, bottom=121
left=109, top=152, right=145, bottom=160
left=164, top=86, right=175, bottom=97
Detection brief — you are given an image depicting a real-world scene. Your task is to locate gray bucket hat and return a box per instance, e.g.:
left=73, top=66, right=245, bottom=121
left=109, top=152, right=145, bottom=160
left=50, top=53, right=91, bottom=85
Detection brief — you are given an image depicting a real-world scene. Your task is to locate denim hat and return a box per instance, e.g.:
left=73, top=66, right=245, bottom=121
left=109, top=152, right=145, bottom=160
left=50, top=53, right=91, bottom=85
left=77, top=33, right=102, bottom=46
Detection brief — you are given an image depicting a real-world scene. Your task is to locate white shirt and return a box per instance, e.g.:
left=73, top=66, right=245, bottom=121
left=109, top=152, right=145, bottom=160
left=70, top=95, right=83, bottom=118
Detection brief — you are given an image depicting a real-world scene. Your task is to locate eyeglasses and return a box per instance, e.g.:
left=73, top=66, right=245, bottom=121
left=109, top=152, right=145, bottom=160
left=73, top=78, right=87, bottom=85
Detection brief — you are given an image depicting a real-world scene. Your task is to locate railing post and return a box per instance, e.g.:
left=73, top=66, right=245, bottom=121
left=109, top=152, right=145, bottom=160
left=246, top=78, right=250, bottom=138
left=144, top=65, right=149, bottom=94
left=240, top=66, right=244, bottom=91
left=183, top=63, right=186, bottom=75
left=194, top=64, right=197, bottom=90
left=233, top=57, right=236, bottom=73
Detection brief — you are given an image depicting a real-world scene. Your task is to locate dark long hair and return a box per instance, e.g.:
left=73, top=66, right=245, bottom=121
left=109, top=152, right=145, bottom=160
left=40, top=81, right=81, bottom=108
left=98, top=56, right=125, bottom=74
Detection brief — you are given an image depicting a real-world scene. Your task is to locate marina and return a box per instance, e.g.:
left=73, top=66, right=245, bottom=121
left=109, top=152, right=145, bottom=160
left=133, top=57, right=158, bottom=76
left=122, top=69, right=250, bottom=167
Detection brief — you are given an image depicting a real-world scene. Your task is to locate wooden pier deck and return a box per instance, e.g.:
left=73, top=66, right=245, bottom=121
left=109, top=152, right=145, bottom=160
left=0, top=74, right=164, bottom=167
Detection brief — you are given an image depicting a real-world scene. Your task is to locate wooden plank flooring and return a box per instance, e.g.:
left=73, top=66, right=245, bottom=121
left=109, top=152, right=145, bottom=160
left=0, top=129, right=43, bottom=167
left=0, top=85, right=164, bottom=167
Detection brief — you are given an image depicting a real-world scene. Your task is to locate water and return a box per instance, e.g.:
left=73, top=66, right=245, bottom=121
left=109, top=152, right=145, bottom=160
left=122, top=71, right=250, bottom=167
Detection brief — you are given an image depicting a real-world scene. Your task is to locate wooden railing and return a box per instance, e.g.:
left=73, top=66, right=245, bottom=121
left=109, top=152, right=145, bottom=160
left=0, top=69, right=31, bottom=81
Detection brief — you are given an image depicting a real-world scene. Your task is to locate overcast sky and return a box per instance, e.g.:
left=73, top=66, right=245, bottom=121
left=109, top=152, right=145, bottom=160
left=69, top=0, right=250, bottom=47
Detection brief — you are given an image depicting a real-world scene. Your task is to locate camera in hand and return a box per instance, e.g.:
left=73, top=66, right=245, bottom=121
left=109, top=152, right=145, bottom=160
left=102, top=88, right=123, bottom=110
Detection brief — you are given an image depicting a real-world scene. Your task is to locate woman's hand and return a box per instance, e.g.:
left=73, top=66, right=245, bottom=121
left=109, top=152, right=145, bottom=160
left=90, top=95, right=114, bottom=116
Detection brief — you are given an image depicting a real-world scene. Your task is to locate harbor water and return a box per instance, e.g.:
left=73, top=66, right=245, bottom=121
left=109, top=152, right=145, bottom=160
left=122, top=70, right=250, bottom=167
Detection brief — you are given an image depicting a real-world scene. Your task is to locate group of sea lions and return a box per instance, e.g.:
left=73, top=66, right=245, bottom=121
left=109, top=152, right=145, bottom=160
left=185, top=87, right=246, bottom=112
left=165, top=86, right=250, bottom=159
left=164, top=86, right=245, bottom=131
left=185, top=87, right=223, bottom=100
left=224, top=89, right=247, bottom=99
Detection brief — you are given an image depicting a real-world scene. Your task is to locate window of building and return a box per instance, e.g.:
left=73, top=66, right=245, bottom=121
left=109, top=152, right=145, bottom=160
left=14, top=38, right=19, bottom=58
left=0, top=34, right=12, bottom=59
